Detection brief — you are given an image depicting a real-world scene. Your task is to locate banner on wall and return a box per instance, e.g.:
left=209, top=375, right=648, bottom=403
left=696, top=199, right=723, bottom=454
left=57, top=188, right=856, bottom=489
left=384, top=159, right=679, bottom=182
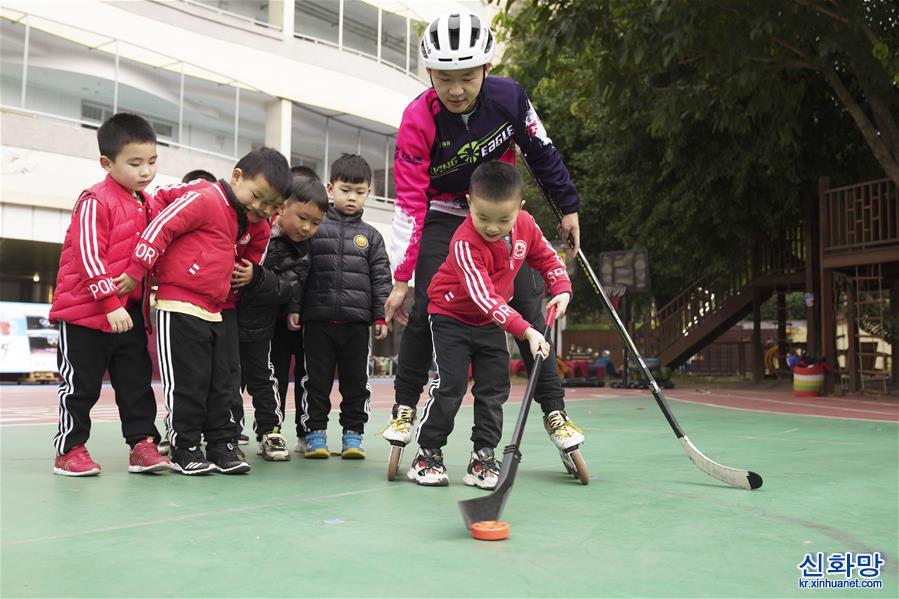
left=0, top=302, right=58, bottom=374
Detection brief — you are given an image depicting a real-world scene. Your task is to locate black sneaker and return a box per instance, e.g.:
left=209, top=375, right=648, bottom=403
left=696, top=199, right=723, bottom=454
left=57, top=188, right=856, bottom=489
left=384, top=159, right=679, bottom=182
left=231, top=439, right=247, bottom=462
left=206, top=441, right=251, bottom=474
left=237, top=434, right=249, bottom=446
left=170, top=445, right=217, bottom=476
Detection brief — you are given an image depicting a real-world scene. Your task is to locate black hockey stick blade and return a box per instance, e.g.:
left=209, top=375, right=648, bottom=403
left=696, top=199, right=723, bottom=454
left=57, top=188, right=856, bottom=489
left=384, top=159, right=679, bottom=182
left=458, top=306, right=557, bottom=528
left=458, top=444, right=522, bottom=528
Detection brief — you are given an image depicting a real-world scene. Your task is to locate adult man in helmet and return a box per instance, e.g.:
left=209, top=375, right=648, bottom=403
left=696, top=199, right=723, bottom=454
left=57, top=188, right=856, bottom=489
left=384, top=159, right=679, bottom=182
left=384, top=12, right=584, bottom=459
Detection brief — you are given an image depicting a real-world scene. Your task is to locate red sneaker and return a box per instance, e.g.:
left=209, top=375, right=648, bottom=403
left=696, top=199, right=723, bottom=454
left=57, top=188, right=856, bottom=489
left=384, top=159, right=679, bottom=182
left=53, top=444, right=101, bottom=477
left=128, top=437, right=171, bottom=473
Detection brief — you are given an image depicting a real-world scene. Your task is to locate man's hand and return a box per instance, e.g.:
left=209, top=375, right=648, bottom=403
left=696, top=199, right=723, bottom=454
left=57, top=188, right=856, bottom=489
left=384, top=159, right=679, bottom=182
left=231, top=259, right=254, bottom=288
left=113, top=273, right=139, bottom=296
left=286, top=313, right=301, bottom=331
left=523, top=327, right=550, bottom=359
left=374, top=323, right=389, bottom=340
left=384, top=282, right=410, bottom=327
left=558, top=212, right=580, bottom=255
left=546, top=292, right=571, bottom=319
left=106, top=307, right=133, bottom=333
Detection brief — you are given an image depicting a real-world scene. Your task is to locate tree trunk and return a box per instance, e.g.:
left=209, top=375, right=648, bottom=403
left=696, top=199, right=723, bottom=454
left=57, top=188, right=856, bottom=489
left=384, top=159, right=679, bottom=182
left=820, top=65, right=899, bottom=187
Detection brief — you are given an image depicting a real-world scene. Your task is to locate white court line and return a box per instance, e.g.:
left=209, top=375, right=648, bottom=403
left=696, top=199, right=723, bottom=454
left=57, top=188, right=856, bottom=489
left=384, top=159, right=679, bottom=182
left=8, top=485, right=396, bottom=546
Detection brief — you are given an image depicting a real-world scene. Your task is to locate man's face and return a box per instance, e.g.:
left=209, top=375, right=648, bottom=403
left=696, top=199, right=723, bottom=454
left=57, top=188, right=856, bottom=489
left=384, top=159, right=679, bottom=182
left=328, top=179, right=370, bottom=216
left=468, top=192, right=522, bottom=242
left=277, top=200, right=325, bottom=242
left=101, top=142, right=158, bottom=194
left=230, top=169, right=284, bottom=223
left=430, top=66, right=488, bottom=114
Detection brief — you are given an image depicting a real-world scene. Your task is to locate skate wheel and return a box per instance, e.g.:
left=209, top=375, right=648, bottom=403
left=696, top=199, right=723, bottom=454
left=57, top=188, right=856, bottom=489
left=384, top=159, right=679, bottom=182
left=560, top=450, right=576, bottom=476
left=569, top=449, right=589, bottom=485
left=387, top=445, right=403, bottom=481
left=471, top=520, right=510, bottom=541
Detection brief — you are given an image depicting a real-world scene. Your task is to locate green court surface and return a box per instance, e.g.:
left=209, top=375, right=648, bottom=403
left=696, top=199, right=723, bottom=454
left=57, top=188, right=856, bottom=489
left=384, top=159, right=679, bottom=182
left=1, top=397, right=896, bottom=598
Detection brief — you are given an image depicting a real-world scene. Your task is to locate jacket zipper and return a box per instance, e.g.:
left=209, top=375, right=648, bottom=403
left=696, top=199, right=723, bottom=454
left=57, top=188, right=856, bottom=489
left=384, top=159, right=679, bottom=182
left=336, top=215, right=345, bottom=319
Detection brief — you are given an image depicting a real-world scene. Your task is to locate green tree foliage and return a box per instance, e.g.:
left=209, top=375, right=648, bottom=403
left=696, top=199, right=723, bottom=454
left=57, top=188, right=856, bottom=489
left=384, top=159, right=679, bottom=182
left=494, top=0, right=895, bottom=319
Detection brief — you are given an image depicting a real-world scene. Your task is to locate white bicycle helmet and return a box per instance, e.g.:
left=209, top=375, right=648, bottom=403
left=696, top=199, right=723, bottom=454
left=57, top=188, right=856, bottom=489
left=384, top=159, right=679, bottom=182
left=420, top=12, right=495, bottom=70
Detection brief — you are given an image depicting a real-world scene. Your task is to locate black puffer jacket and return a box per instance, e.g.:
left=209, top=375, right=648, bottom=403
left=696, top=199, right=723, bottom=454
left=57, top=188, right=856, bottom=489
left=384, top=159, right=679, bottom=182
left=303, top=207, right=391, bottom=324
left=237, top=233, right=311, bottom=342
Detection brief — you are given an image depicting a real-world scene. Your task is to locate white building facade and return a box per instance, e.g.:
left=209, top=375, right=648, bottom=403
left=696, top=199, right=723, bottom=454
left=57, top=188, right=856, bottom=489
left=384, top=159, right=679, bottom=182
left=0, top=0, right=493, bottom=302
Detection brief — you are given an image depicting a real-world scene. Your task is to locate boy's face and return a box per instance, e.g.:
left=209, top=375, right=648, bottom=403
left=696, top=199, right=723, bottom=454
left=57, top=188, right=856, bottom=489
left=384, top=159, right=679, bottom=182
left=467, top=192, right=522, bottom=242
left=277, top=200, right=325, bottom=243
left=328, top=179, right=370, bottom=216
left=429, top=65, right=489, bottom=114
left=100, top=142, right=158, bottom=194
left=230, top=168, right=284, bottom=223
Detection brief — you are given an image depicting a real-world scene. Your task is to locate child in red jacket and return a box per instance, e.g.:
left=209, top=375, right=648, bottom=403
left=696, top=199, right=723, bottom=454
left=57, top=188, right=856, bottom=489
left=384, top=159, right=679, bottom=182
left=122, top=147, right=291, bottom=475
left=50, top=113, right=169, bottom=477
left=408, top=161, right=572, bottom=488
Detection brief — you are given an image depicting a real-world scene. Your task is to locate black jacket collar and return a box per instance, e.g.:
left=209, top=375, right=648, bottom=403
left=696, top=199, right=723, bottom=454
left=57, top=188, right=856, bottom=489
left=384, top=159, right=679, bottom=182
left=219, top=179, right=248, bottom=240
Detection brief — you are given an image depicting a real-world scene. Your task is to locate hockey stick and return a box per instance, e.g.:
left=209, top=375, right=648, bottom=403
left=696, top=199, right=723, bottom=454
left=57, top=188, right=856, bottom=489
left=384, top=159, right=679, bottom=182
left=458, top=305, right=557, bottom=529
left=523, top=163, right=763, bottom=490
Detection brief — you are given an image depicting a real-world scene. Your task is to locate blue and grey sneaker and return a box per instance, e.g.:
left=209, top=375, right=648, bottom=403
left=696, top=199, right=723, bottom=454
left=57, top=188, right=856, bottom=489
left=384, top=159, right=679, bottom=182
left=304, top=430, right=329, bottom=459
left=341, top=430, right=365, bottom=459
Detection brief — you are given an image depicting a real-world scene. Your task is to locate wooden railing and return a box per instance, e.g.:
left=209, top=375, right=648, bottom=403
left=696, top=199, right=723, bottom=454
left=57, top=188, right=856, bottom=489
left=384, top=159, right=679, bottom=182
left=821, top=178, right=898, bottom=253
left=641, top=227, right=805, bottom=356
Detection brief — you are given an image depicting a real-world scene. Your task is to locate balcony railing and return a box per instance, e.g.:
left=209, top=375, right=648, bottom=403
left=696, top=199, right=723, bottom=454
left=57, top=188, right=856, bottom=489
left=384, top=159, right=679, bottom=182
left=821, top=178, right=898, bottom=254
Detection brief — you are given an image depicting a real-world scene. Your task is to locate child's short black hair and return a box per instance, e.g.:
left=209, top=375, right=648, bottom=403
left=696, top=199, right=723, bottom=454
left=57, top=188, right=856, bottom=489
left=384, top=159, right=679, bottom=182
left=329, top=154, right=371, bottom=185
left=97, top=113, right=156, bottom=161
left=290, top=176, right=329, bottom=213
left=290, top=165, right=320, bottom=181
left=469, top=161, right=523, bottom=202
left=234, top=147, right=292, bottom=199
left=182, top=169, right=216, bottom=184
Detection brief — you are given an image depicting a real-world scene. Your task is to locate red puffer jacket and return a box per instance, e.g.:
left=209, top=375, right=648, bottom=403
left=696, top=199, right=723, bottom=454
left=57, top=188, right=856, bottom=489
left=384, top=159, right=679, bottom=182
left=49, top=175, right=152, bottom=332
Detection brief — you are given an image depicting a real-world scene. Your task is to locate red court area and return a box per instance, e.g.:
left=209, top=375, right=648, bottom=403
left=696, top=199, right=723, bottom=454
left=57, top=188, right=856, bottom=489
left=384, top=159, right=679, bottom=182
left=2, top=380, right=896, bottom=427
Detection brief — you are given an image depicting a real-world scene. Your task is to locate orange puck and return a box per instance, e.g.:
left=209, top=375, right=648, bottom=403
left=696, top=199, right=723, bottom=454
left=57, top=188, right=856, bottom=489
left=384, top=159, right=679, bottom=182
left=470, top=520, right=510, bottom=541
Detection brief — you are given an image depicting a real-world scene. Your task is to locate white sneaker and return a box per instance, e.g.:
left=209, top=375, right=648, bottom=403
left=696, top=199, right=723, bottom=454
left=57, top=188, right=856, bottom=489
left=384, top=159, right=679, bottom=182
left=257, top=428, right=290, bottom=461
left=293, top=437, right=307, bottom=454
left=382, top=404, right=416, bottom=445
left=462, top=447, right=501, bottom=490
left=544, top=410, right=585, bottom=451
left=406, top=447, right=448, bottom=486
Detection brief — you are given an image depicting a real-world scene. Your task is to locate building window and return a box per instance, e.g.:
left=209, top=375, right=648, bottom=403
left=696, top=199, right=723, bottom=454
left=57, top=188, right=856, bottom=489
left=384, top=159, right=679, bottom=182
left=80, top=100, right=176, bottom=139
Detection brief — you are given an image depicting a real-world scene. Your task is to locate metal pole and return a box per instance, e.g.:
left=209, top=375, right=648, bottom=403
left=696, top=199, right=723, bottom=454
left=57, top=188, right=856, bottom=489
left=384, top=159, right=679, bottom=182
left=113, top=41, right=119, bottom=113
left=405, top=17, right=410, bottom=73
left=338, top=0, right=344, bottom=51
left=383, top=136, right=389, bottom=198
left=356, top=129, right=362, bottom=154
left=377, top=8, right=382, bottom=62
left=233, top=84, right=240, bottom=157
left=178, top=62, right=185, bottom=143
left=324, top=118, right=330, bottom=181
left=20, top=22, right=30, bottom=108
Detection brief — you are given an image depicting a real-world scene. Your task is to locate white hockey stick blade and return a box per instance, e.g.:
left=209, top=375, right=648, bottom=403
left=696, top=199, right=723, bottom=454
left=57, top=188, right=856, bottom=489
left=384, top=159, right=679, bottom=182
left=679, top=436, right=763, bottom=490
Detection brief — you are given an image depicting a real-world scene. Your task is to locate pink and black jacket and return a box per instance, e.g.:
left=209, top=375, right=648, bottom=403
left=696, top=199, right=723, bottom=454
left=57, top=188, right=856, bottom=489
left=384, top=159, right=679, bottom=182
left=390, top=76, right=580, bottom=283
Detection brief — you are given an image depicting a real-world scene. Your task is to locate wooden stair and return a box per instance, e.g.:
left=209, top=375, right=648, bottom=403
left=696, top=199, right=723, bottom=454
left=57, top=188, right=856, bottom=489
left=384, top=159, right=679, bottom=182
left=640, top=228, right=806, bottom=367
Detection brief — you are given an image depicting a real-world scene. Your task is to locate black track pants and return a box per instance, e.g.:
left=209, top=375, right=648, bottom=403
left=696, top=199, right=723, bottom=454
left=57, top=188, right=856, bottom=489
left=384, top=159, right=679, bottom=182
left=53, top=305, right=159, bottom=454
